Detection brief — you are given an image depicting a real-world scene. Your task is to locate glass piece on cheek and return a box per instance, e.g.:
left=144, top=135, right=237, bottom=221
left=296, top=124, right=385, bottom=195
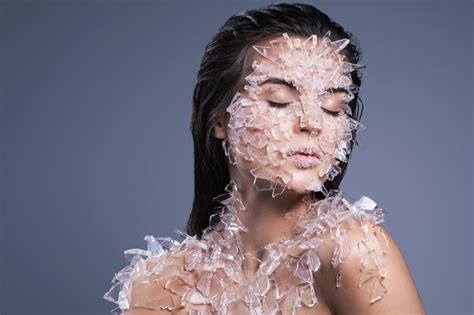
left=266, top=146, right=284, bottom=167
left=318, top=154, right=334, bottom=177
left=246, top=131, right=269, bottom=149
left=222, top=139, right=237, bottom=165
left=233, top=142, right=251, bottom=162
left=334, top=140, right=351, bottom=162
left=326, top=164, right=342, bottom=181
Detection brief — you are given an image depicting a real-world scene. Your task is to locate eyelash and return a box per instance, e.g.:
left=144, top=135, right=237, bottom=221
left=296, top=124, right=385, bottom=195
left=267, top=101, right=290, bottom=108
left=268, top=101, right=341, bottom=116
left=322, top=108, right=341, bottom=117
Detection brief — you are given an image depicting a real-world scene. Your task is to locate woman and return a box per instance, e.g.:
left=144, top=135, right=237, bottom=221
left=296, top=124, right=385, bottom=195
left=104, top=3, right=425, bottom=314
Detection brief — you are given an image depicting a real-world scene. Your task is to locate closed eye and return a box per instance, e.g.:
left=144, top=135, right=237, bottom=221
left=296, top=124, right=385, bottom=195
left=267, top=101, right=290, bottom=108
left=322, top=108, right=342, bottom=116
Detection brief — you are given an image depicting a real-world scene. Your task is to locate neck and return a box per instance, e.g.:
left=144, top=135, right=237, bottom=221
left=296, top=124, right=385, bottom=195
left=226, top=166, right=320, bottom=276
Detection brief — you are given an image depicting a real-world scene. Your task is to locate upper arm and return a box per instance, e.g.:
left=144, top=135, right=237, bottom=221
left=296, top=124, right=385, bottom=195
left=327, top=223, right=425, bottom=315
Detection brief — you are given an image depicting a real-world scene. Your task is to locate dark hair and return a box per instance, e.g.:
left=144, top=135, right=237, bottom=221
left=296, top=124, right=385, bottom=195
left=187, top=3, right=364, bottom=237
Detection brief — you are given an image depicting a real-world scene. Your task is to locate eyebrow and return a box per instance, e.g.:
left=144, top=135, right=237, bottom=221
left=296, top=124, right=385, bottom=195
left=258, top=77, right=298, bottom=90
left=325, top=87, right=349, bottom=94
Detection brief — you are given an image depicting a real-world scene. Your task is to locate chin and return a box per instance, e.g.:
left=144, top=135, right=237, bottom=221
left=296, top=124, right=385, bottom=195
left=284, top=172, right=326, bottom=194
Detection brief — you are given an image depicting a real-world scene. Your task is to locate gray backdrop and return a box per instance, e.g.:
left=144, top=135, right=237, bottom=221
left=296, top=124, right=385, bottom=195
left=1, top=1, right=472, bottom=314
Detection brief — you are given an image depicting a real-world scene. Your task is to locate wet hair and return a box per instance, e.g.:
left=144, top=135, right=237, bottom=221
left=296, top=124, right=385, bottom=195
left=187, top=3, right=364, bottom=237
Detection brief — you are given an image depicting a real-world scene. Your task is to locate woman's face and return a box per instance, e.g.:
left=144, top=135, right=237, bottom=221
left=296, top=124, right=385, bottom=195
left=224, top=33, right=363, bottom=196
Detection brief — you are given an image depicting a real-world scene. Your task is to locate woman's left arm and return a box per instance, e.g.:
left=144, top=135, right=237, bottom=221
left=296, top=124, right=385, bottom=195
left=328, top=224, right=426, bottom=315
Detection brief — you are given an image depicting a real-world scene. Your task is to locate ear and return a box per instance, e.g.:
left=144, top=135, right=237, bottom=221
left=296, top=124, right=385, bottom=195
left=213, top=121, right=227, bottom=140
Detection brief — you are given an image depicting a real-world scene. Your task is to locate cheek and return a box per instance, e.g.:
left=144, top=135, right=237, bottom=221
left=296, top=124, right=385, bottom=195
left=228, top=111, right=294, bottom=167
left=318, top=116, right=350, bottom=154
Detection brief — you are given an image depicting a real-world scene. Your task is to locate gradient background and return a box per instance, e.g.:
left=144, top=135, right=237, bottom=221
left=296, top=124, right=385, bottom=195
left=1, top=1, right=472, bottom=314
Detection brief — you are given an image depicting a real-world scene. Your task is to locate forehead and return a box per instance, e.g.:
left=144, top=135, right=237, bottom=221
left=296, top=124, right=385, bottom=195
left=246, top=33, right=354, bottom=93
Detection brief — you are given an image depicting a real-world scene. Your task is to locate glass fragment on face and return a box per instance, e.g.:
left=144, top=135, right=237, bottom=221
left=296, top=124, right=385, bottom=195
left=224, top=32, right=366, bottom=196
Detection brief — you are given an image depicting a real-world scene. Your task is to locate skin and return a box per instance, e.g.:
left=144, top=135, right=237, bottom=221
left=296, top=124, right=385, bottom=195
left=216, top=36, right=426, bottom=314
left=125, top=35, right=426, bottom=314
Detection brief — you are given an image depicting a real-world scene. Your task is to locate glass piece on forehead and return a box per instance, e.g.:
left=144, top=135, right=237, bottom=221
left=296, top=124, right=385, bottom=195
left=268, top=37, right=287, bottom=55
left=330, top=38, right=350, bottom=53
left=226, top=93, right=243, bottom=114
left=303, top=34, right=318, bottom=47
left=245, top=72, right=268, bottom=86
left=341, top=61, right=365, bottom=73
left=244, top=84, right=263, bottom=96
left=292, top=37, right=303, bottom=49
left=251, top=59, right=264, bottom=72
left=282, top=32, right=294, bottom=49
left=252, top=45, right=272, bottom=58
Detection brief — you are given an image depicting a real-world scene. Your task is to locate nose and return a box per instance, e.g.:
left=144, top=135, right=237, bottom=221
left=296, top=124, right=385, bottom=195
left=295, top=115, right=322, bottom=136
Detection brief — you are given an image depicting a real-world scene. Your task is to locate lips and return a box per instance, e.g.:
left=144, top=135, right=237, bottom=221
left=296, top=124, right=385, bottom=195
left=286, top=146, right=321, bottom=169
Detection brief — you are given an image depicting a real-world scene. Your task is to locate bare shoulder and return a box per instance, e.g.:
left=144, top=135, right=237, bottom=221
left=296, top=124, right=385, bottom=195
left=316, top=220, right=425, bottom=315
left=124, top=253, right=192, bottom=315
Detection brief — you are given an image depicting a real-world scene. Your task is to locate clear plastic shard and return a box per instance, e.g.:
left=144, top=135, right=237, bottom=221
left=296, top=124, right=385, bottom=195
left=104, top=181, right=389, bottom=313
